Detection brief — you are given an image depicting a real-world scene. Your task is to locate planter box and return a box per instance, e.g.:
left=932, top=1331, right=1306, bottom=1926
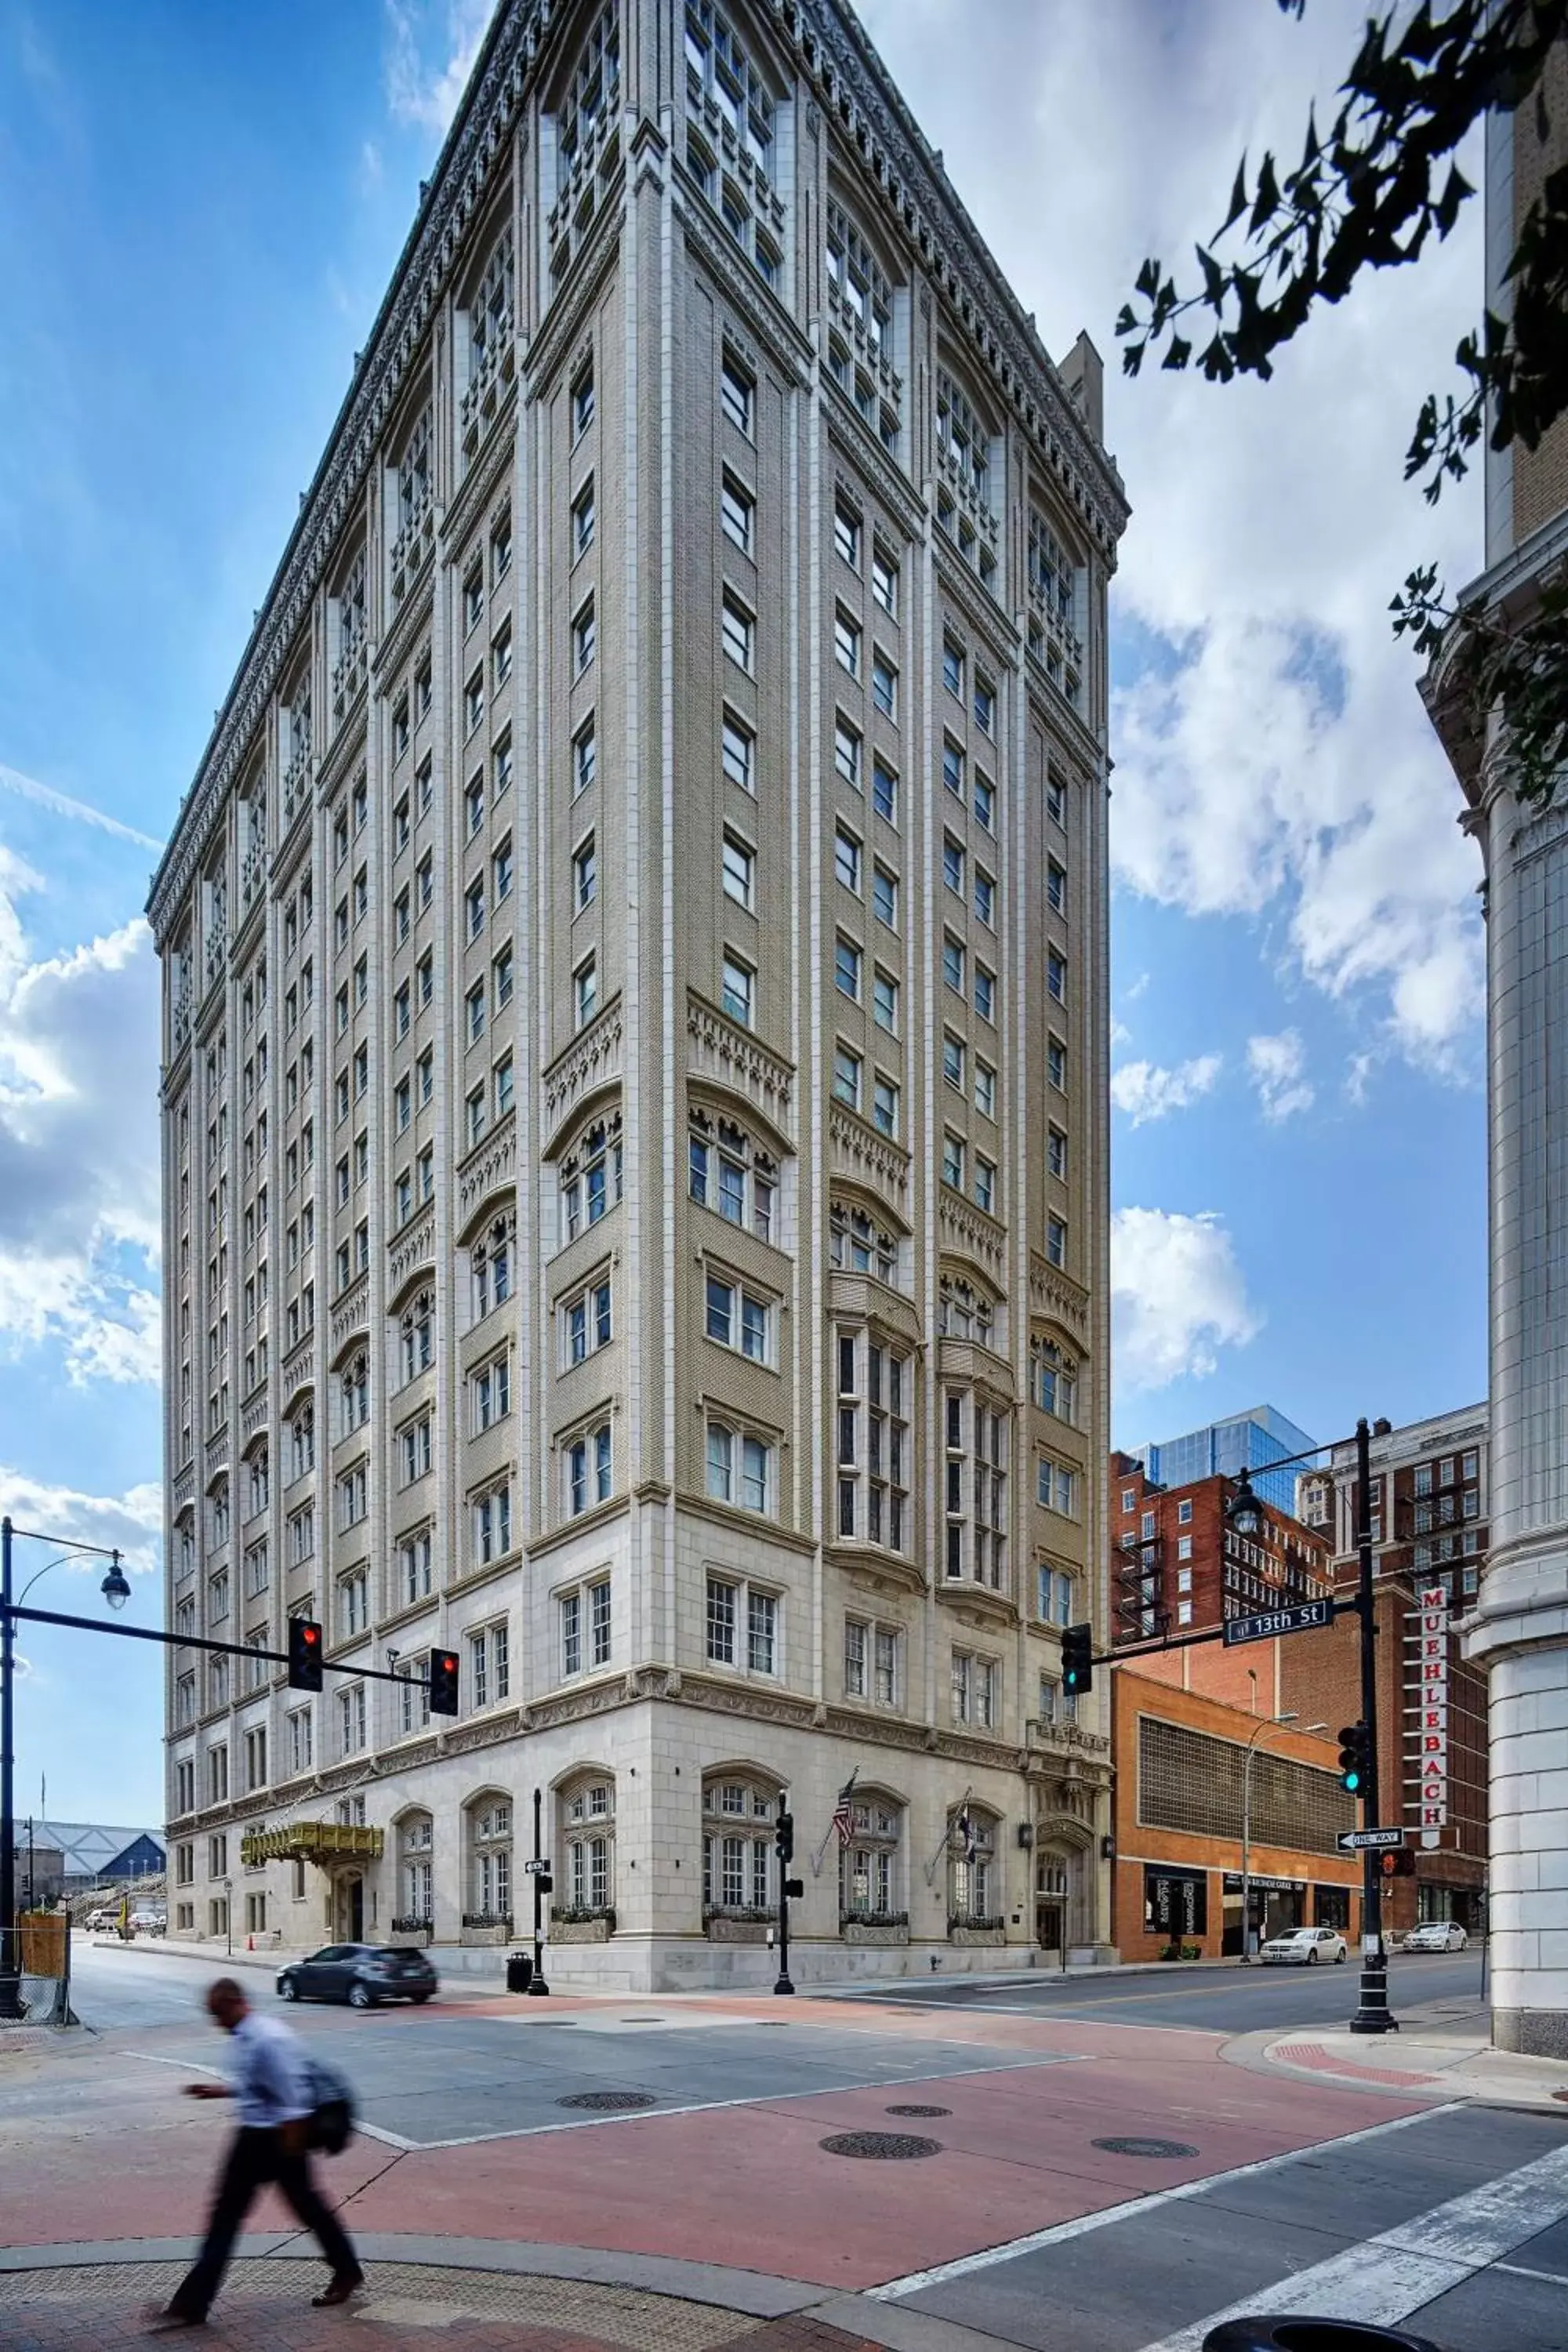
left=706, top=1918, right=769, bottom=1946
left=949, top=1926, right=1006, bottom=1949
left=389, top=1928, right=431, bottom=1949
left=551, top=1918, right=612, bottom=1945
left=459, top=1923, right=512, bottom=1949
left=840, top=1920, right=909, bottom=1947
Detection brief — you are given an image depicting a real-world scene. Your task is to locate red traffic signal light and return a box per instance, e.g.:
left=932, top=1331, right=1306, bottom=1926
left=288, top=1617, right=324, bottom=1693
left=429, top=1650, right=460, bottom=1717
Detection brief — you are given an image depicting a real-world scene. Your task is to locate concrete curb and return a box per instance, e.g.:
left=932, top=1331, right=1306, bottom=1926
left=0, top=2232, right=1013, bottom=2350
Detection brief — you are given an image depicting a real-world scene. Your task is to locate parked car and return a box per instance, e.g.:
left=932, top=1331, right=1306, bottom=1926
left=1403, top=1920, right=1469, bottom=1952
left=277, top=1943, right=438, bottom=2008
left=1259, top=1926, right=1348, bottom=1966
left=83, top=1907, right=117, bottom=1932
left=129, top=1908, right=166, bottom=1935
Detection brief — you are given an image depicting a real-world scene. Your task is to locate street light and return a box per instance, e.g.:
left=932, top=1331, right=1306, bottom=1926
left=1228, top=1469, right=1266, bottom=1541
left=1239, top=1713, right=1327, bottom=1960
left=2, top=1516, right=133, bottom=2020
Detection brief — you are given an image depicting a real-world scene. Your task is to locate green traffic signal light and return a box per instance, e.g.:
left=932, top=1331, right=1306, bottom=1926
left=1337, top=1722, right=1368, bottom=1794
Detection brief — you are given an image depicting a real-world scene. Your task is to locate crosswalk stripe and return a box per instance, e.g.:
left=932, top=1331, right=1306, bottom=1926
left=867, top=2104, right=1450, bottom=2299
left=1138, top=2140, right=1568, bottom=2352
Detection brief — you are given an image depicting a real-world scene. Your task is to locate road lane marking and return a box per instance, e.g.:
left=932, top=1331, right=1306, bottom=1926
left=406, top=2053, right=1088, bottom=2148
left=126, top=2052, right=417, bottom=2150
left=867, top=2104, right=1455, bottom=2299
left=1139, top=2140, right=1568, bottom=2351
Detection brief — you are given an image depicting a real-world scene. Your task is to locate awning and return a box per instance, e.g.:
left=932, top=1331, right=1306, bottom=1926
left=238, top=1820, right=384, bottom=1867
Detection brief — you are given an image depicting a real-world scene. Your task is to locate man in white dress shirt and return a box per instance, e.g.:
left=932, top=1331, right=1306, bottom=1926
left=153, top=1976, right=362, bottom=2328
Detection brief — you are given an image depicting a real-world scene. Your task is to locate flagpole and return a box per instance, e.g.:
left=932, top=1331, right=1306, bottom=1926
left=924, top=1785, right=972, bottom=1886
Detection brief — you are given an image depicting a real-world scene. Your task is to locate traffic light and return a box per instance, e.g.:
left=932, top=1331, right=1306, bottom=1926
left=1062, top=1623, right=1094, bottom=1697
left=1338, top=1722, right=1370, bottom=1795
left=429, top=1650, right=460, bottom=1717
left=288, top=1617, right=323, bottom=1693
left=774, top=1810, right=795, bottom=1867
left=1380, top=1847, right=1415, bottom=1878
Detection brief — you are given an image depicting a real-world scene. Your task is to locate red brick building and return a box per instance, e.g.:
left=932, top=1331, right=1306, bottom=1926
left=1107, top=1437, right=1487, bottom=1947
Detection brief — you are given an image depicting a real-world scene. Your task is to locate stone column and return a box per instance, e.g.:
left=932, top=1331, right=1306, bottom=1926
left=1464, top=766, right=1568, bottom=2056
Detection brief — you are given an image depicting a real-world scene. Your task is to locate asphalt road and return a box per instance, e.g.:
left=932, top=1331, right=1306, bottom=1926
left=832, top=1946, right=1486, bottom=2032
left=69, top=1939, right=1486, bottom=2039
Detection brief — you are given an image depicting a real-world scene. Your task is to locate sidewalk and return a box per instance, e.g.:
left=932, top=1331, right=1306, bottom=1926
left=1253, top=2005, right=1568, bottom=2111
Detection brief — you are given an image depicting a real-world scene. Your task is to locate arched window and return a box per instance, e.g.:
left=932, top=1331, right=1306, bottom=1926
left=557, top=1774, right=615, bottom=1917
left=559, top=1112, right=623, bottom=1244
left=400, top=1289, right=434, bottom=1384
left=289, top=1403, right=314, bottom=1483
left=340, top=1352, right=369, bottom=1433
left=938, top=1273, right=998, bottom=1347
left=470, top=1212, right=515, bottom=1324
left=245, top=1445, right=269, bottom=1520
left=1029, top=1337, right=1077, bottom=1426
left=702, top=1773, right=778, bottom=1923
left=395, top=1812, right=433, bottom=1930
left=464, top=1795, right=513, bottom=1927
left=209, top=1479, right=230, bottom=1546
left=947, top=1804, right=1001, bottom=1929
left=688, top=1108, right=777, bottom=1243
left=829, top=1197, right=902, bottom=1288
left=839, top=1793, right=905, bottom=1924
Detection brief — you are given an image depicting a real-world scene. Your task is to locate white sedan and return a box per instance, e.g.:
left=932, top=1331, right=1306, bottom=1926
left=1260, top=1926, right=1348, bottom=1965
left=1404, top=1921, right=1469, bottom=1952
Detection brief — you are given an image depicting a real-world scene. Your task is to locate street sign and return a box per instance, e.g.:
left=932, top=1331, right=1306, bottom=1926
left=1222, top=1598, right=1333, bottom=1648
left=1337, top=1827, right=1407, bottom=1853
left=523, top=1858, right=551, bottom=1875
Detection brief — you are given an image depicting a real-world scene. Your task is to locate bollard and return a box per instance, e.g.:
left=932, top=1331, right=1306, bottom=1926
left=1203, top=2318, right=1444, bottom=2352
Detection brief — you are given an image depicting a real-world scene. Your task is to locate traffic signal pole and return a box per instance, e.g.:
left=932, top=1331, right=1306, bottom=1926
left=1349, top=1415, right=1395, bottom=2034
left=774, top=1797, right=796, bottom=1995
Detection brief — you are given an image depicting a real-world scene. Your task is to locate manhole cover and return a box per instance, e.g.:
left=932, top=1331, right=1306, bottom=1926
left=1093, top=2136, right=1198, bottom=2158
left=820, top=2130, right=942, bottom=2159
left=557, top=2090, right=658, bottom=2111
left=885, top=2103, right=952, bottom=2117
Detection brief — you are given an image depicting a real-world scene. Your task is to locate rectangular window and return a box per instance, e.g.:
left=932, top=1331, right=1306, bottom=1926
left=943, top=738, right=965, bottom=802
left=573, top=597, right=596, bottom=675
left=873, top=969, right=898, bottom=1033
left=974, top=676, right=995, bottom=735
left=1047, top=949, right=1068, bottom=1004
left=872, top=1073, right=898, bottom=1137
left=720, top=954, right=753, bottom=1027
left=720, top=353, right=753, bottom=435
left=975, top=1156, right=995, bottom=1212
left=574, top=719, right=597, bottom=795
left=1047, top=1123, right=1067, bottom=1178
left=1047, top=1216, right=1067, bottom=1269
left=834, top=934, right=862, bottom=1001
left=721, top=594, right=754, bottom=672
left=872, top=653, right=897, bottom=718
left=575, top=956, right=598, bottom=1029
left=572, top=479, right=595, bottom=557
left=721, top=832, right=755, bottom=910
left=574, top=834, right=597, bottom=911
left=834, top=718, right=862, bottom=791
left=722, top=714, right=754, bottom=791
left=833, top=1044, right=862, bottom=1111
left=942, top=639, right=964, bottom=699
left=975, top=868, right=995, bottom=926
left=833, top=502, right=861, bottom=568
left=720, top=474, right=754, bottom=554
left=834, top=826, right=862, bottom=894
left=974, top=772, right=995, bottom=832
left=872, top=863, right=898, bottom=928
left=833, top=608, right=861, bottom=680
left=975, top=964, right=996, bottom=1023
left=573, top=360, right=595, bottom=437
left=975, top=1060, right=996, bottom=1119
left=871, top=545, right=898, bottom=616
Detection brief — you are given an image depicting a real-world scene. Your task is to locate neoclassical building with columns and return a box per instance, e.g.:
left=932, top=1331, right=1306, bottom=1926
left=148, top=0, right=1127, bottom=1989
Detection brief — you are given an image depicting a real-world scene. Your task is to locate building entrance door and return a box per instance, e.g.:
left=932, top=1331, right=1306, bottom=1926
left=336, top=1875, right=364, bottom=1942
left=1036, top=1852, right=1073, bottom=1963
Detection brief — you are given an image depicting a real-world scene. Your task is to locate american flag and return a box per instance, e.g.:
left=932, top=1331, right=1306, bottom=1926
left=832, top=1771, right=858, bottom=1847
left=956, top=1808, right=977, bottom=1863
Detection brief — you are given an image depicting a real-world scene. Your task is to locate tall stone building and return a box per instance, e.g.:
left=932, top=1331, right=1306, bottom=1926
left=1423, top=41, right=1568, bottom=2053
left=147, top=0, right=1126, bottom=1988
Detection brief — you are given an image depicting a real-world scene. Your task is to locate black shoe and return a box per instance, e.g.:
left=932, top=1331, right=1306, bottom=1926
left=145, top=2307, right=206, bottom=2332
left=311, top=2270, right=365, bottom=2307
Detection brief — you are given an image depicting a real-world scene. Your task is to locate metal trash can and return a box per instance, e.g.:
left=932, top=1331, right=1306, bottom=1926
left=1203, top=2320, right=1444, bottom=2351
left=506, top=1951, right=533, bottom=1994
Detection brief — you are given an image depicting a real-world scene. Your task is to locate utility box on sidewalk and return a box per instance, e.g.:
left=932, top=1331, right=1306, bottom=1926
left=506, top=1951, right=533, bottom=1994
left=20, top=1911, right=67, bottom=1976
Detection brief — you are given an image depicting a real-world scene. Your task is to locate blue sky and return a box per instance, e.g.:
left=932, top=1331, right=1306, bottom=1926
left=0, top=0, right=1486, bottom=1822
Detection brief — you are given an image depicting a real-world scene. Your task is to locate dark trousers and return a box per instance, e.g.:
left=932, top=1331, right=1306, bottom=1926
left=170, top=2125, right=359, bottom=2318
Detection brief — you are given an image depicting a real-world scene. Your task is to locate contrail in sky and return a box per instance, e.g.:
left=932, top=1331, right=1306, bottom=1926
left=0, top=762, right=163, bottom=854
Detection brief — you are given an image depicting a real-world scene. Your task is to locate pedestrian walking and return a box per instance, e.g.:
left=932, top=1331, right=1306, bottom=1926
left=151, top=1976, right=363, bottom=2328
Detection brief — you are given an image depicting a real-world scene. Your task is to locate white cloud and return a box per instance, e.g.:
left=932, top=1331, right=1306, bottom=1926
left=384, top=0, right=491, bottom=135
left=857, top=0, right=1486, bottom=1069
left=0, top=851, right=161, bottom=1383
left=1112, top=1207, right=1261, bottom=1392
left=1247, top=1030, right=1315, bottom=1123
left=1110, top=1052, right=1221, bottom=1126
left=0, top=1466, right=163, bottom=1583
